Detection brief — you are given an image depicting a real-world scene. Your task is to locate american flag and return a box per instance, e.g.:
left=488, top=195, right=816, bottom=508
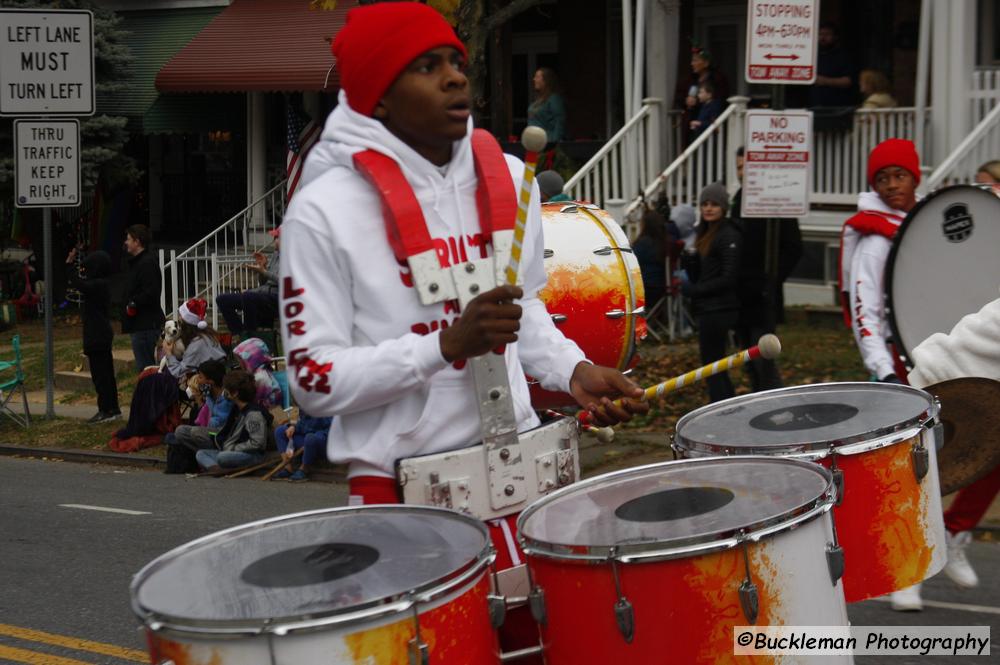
left=286, top=99, right=321, bottom=203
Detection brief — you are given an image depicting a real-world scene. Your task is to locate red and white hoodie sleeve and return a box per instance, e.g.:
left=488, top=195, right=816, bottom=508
left=847, top=233, right=897, bottom=380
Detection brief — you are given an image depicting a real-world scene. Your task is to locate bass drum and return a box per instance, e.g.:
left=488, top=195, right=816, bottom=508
left=886, top=184, right=1000, bottom=368
left=532, top=202, right=645, bottom=408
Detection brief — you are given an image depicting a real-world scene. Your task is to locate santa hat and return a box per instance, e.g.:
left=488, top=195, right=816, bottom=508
left=867, top=138, right=921, bottom=187
left=331, top=2, right=467, bottom=117
left=179, top=298, right=208, bottom=329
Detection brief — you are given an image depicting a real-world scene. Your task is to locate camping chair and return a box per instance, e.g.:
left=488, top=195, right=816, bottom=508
left=644, top=241, right=694, bottom=343
left=0, top=335, right=30, bottom=428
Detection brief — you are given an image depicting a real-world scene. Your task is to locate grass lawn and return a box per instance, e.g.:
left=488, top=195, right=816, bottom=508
left=0, top=307, right=868, bottom=458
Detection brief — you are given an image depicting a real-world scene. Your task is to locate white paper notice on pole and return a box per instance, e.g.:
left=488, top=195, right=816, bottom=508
left=745, top=0, right=818, bottom=84
left=0, top=9, right=94, bottom=116
left=741, top=110, right=812, bottom=218
left=14, top=119, right=80, bottom=208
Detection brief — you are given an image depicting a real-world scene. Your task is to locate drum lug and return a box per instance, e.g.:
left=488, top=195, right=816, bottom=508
left=737, top=537, right=759, bottom=625
left=829, top=452, right=844, bottom=506
left=614, top=598, right=635, bottom=644
left=912, top=440, right=929, bottom=482
left=932, top=421, right=945, bottom=452
left=408, top=639, right=430, bottom=665
left=488, top=594, right=507, bottom=629
left=528, top=586, right=547, bottom=625
left=826, top=543, right=845, bottom=585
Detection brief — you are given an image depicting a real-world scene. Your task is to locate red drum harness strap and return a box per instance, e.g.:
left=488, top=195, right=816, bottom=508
left=353, top=130, right=581, bottom=522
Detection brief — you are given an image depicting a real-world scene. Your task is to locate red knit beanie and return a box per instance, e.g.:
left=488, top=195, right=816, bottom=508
left=867, top=138, right=921, bottom=187
left=332, top=2, right=467, bottom=117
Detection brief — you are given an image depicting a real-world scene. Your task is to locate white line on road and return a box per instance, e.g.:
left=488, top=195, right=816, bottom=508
left=871, top=596, right=1000, bottom=615
left=58, top=504, right=151, bottom=516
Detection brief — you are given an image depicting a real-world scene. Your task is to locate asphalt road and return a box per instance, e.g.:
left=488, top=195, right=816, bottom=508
left=0, top=455, right=996, bottom=664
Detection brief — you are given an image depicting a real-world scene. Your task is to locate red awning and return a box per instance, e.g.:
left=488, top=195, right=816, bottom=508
left=156, top=0, right=355, bottom=93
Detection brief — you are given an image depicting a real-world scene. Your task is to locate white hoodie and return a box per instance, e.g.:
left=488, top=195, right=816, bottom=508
left=280, top=92, right=586, bottom=478
left=842, top=191, right=908, bottom=380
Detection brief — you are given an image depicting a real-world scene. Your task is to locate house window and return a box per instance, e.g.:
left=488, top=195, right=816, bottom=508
left=788, top=240, right=840, bottom=284
left=979, top=0, right=1000, bottom=66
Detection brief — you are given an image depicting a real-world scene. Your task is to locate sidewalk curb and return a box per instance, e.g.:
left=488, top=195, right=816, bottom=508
left=0, top=444, right=348, bottom=484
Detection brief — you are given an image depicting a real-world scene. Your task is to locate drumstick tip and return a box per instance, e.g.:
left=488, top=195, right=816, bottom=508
left=758, top=334, right=782, bottom=360
left=594, top=426, right=615, bottom=444
left=521, top=126, right=548, bottom=153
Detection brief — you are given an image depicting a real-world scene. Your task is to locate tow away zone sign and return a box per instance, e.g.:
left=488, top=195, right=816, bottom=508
left=746, top=0, right=818, bottom=84
left=741, top=110, right=812, bottom=218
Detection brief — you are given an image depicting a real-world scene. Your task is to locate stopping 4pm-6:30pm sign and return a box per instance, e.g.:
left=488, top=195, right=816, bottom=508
left=746, top=0, right=818, bottom=84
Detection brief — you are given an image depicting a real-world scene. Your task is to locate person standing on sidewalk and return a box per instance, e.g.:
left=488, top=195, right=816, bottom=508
left=66, top=247, right=121, bottom=423
left=122, top=225, right=166, bottom=373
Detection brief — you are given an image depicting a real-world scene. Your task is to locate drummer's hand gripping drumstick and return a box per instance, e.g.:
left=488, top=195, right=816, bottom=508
left=578, top=334, right=783, bottom=428
left=544, top=409, right=615, bottom=443
left=504, top=126, right=548, bottom=285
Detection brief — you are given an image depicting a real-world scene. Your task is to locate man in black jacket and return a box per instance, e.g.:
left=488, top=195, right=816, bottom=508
left=66, top=248, right=121, bottom=422
left=731, top=148, right=803, bottom=391
left=122, top=225, right=166, bottom=373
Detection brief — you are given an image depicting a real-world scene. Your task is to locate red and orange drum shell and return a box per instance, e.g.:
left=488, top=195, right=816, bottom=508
left=673, top=382, right=947, bottom=603
left=533, top=202, right=645, bottom=408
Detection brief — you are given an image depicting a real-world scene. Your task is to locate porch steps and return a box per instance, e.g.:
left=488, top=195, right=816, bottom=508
left=55, top=349, right=137, bottom=392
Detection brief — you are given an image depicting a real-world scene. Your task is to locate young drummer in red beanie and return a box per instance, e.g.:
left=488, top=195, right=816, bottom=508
left=839, top=138, right=920, bottom=384
left=839, top=139, right=925, bottom=611
left=280, top=2, right=646, bottom=656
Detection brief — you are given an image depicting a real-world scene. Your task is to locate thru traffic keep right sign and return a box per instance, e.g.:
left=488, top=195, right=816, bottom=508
left=14, top=119, right=80, bottom=208
left=745, top=0, right=818, bottom=85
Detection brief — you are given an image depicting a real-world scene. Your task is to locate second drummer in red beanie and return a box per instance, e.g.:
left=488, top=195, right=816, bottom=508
left=279, top=2, right=646, bottom=653
left=839, top=138, right=920, bottom=384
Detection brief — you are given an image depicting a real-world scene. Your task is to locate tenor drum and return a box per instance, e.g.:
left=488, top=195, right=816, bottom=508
left=132, top=506, right=499, bottom=664
left=533, top=202, right=645, bottom=408
left=673, top=383, right=946, bottom=602
left=886, top=184, right=1000, bottom=368
left=518, top=457, right=849, bottom=665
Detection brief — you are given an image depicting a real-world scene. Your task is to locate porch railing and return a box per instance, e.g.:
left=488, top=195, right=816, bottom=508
left=159, top=180, right=286, bottom=327
left=971, top=69, right=1000, bottom=127
left=925, top=101, right=1000, bottom=191
left=565, top=98, right=681, bottom=208
left=812, top=107, right=932, bottom=205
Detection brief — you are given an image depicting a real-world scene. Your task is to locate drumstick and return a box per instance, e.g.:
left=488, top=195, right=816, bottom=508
left=544, top=409, right=615, bottom=444
left=579, top=334, right=782, bottom=425
left=504, top=126, right=548, bottom=285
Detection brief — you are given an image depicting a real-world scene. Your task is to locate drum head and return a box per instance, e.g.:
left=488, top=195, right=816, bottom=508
left=518, top=457, right=831, bottom=560
left=674, top=383, right=935, bottom=456
left=887, top=185, right=1000, bottom=367
left=132, top=506, right=489, bottom=630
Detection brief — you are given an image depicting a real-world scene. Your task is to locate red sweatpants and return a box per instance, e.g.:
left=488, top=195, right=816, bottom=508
left=348, top=476, right=542, bottom=662
left=944, top=463, right=1000, bottom=534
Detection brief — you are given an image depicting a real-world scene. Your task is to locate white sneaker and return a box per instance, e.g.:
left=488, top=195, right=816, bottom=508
left=890, top=583, right=923, bottom=611
left=944, top=530, right=979, bottom=588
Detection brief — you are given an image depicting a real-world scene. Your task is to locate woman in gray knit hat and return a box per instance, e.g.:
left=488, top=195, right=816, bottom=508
left=679, top=182, right=743, bottom=402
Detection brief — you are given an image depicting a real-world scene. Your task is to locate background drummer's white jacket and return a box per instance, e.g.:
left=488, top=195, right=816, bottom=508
left=841, top=192, right=907, bottom=380
left=907, top=288, right=1000, bottom=389
left=280, top=92, right=586, bottom=478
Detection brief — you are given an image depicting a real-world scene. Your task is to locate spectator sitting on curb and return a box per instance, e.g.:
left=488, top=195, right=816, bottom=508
left=163, top=298, right=226, bottom=380
left=233, top=337, right=283, bottom=411
left=174, top=359, right=232, bottom=435
left=215, top=228, right=281, bottom=342
left=273, top=411, right=334, bottom=482
left=195, top=370, right=273, bottom=473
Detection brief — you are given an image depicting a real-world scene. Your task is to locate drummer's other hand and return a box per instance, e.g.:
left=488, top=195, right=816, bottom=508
left=569, top=363, right=648, bottom=426
left=439, top=285, right=523, bottom=362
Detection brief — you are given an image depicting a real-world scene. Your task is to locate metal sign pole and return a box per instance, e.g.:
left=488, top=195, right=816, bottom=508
left=43, top=206, right=54, bottom=418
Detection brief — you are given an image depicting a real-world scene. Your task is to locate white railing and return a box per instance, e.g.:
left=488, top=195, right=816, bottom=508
left=971, top=69, right=1000, bottom=127
left=565, top=98, right=669, bottom=207
left=812, top=107, right=932, bottom=205
left=634, top=97, right=747, bottom=233
left=925, top=101, right=1000, bottom=191
left=159, top=180, right=286, bottom=327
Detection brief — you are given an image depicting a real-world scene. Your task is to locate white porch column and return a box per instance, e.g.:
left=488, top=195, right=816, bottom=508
left=622, top=0, right=634, bottom=119
left=646, top=0, right=681, bottom=170
left=930, top=0, right=976, bottom=164
left=246, top=91, right=267, bottom=214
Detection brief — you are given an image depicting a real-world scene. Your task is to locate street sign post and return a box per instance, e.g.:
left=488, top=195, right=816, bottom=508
left=741, top=110, right=813, bottom=218
left=745, top=0, right=819, bottom=85
left=0, top=8, right=95, bottom=116
left=14, top=119, right=80, bottom=208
